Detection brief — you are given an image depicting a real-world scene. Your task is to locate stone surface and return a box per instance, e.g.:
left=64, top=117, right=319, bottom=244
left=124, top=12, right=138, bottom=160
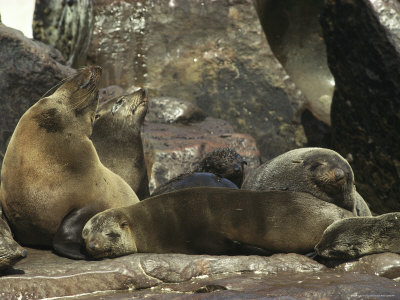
left=255, top=0, right=334, bottom=126
left=33, top=0, right=93, bottom=68
left=0, top=248, right=325, bottom=299
left=321, top=0, right=400, bottom=213
left=98, top=85, right=126, bottom=104
left=335, top=253, right=400, bottom=281
left=0, top=24, right=75, bottom=173
left=142, top=118, right=260, bottom=193
left=87, top=0, right=307, bottom=162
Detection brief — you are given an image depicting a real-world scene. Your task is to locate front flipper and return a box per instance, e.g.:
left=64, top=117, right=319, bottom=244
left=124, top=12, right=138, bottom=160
left=53, top=206, right=97, bottom=260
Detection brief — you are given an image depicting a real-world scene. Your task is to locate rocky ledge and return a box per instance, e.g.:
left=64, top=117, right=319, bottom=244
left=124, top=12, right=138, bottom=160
left=1, top=249, right=400, bottom=299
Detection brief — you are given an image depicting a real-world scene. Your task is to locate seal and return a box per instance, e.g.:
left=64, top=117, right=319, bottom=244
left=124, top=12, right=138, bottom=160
left=0, top=66, right=139, bottom=259
left=91, top=89, right=150, bottom=199
left=194, top=148, right=247, bottom=188
left=315, top=212, right=400, bottom=260
left=242, top=147, right=371, bottom=216
left=0, top=216, right=26, bottom=271
left=151, top=172, right=238, bottom=196
left=82, top=187, right=354, bottom=259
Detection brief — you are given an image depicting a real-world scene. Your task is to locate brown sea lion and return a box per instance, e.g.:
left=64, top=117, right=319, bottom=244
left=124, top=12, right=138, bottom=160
left=315, top=212, right=400, bottom=260
left=242, top=147, right=371, bottom=216
left=82, top=187, right=354, bottom=259
left=194, top=148, right=247, bottom=187
left=0, top=217, right=26, bottom=271
left=0, top=66, right=139, bottom=259
left=151, top=172, right=238, bottom=196
left=91, top=89, right=150, bottom=199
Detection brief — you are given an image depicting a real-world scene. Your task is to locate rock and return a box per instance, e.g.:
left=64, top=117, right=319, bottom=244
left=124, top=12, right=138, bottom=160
left=98, top=85, right=126, bottom=104
left=320, top=0, right=400, bottom=213
left=146, top=97, right=206, bottom=124
left=87, top=0, right=307, bottom=162
left=255, top=0, right=334, bottom=126
left=33, top=0, right=93, bottom=68
left=0, top=248, right=325, bottom=299
left=142, top=118, right=260, bottom=193
left=335, top=253, right=400, bottom=281
left=0, top=24, right=75, bottom=173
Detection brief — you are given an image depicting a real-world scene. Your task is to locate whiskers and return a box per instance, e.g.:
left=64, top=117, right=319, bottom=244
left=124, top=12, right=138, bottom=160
left=40, top=72, right=77, bottom=99
left=71, top=83, right=98, bottom=111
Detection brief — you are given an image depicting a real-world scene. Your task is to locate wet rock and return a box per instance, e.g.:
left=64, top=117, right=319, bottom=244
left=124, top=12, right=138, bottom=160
left=33, top=0, right=93, bottom=68
left=320, top=0, right=400, bottom=213
left=146, top=97, right=206, bottom=124
left=0, top=24, right=75, bottom=172
left=0, top=248, right=324, bottom=299
left=88, top=0, right=307, bottom=162
left=142, top=118, right=260, bottom=193
left=255, top=0, right=334, bottom=126
left=335, top=253, right=400, bottom=281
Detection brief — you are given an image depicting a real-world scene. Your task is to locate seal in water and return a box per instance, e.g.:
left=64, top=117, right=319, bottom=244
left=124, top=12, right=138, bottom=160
left=315, top=212, right=400, bottom=259
left=151, top=172, right=238, bottom=196
left=0, top=217, right=26, bottom=271
left=242, top=147, right=371, bottom=216
left=82, top=187, right=353, bottom=259
left=92, top=89, right=150, bottom=199
left=0, top=66, right=139, bottom=259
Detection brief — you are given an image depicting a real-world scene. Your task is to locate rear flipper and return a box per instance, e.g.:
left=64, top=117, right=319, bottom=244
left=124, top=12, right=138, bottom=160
left=53, top=206, right=97, bottom=260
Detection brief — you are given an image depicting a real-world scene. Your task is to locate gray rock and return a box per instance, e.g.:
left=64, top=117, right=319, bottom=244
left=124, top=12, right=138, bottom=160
left=142, top=118, right=260, bottom=193
left=87, top=0, right=307, bottom=162
left=335, top=253, right=400, bottom=281
left=0, top=248, right=325, bottom=299
left=0, top=24, right=75, bottom=172
left=255, top=0, right=334, bottom=126
left=146, top=97, right=206, bottom=124
left=320, top=0, right=400, bottom=213
left=98, top=85, right=126, bottom=104
left=33, top=0, right=93, bottom=68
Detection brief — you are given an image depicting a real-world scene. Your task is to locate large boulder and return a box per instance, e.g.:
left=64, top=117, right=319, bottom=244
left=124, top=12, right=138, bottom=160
left=87, top=0, right=307, bottom=162
left=33, top=0, right=93, bottom=68
left=0, top=24, right=75, bottom=171
left=321, top=0, right=400, bottom=213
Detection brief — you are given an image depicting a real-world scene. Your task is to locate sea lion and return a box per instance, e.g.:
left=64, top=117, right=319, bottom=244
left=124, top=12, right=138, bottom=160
left=82, top=187, right=354, bottom=259
left=194, top=148, right=247, bottom=187
left=315, top=212, right=400, bottom=260
left=91, top=89, right=150, bottom=199
left=0, top=66, right=139, bottom=259
left=242, top=147, right=371, bottom=216
left=151, top=172, right=238, bottom=196
left=0, top=217, right=26, bottom=271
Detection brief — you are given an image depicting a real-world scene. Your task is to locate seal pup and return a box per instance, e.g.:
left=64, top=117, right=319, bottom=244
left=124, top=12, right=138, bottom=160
left=151, top=172, right=238, bottom=196
left=82, top=187, right=353, bottom=259
left=0, top=66, right=139, bottom=259
left=0, top=217, right=26, bottom=271
left=242, top=147, right=371, bottom=216
left=315, top=212, right=400, bottom=259
left=194, top=148, right=247, bottom=188
left=92, top=89, right=150, bottom=199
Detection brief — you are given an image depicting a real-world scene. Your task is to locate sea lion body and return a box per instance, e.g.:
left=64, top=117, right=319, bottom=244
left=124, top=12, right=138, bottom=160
left=0, top=67, right=139, bottom=259
left=82, top=187, right=354, bottom=259
left=315, top=212, right=400, bottom=259
left=0, top=217, right=26, bottom=271
left=151, top=172, right=238, bottom=196
left=92, top=89, right=150, bottom=199
left=242, top=147, right=371, bottom=216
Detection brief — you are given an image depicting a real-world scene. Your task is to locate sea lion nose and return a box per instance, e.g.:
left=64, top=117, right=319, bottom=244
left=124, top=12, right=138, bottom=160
left=20, top=249, right=27, bottom=258
left=334, top=168, right=345, bottom=181
left=136, top=88, right=147, bottom=98
left=88, top=242, right=98, bottom=250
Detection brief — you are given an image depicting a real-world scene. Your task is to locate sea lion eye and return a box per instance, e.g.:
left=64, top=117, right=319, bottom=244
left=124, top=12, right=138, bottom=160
left=94, top=114, right=101, bottom=120
left=309, top=162, right=323, bottom=171
left=111, top=98, right=125, bottom=115
left=120, top=220, right=128, bottom=228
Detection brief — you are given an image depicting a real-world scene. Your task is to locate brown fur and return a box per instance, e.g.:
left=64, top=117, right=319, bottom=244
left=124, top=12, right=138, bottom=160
left=82, top=187, right=354, bottom=259
left=0, top=66, right=139, bottom=249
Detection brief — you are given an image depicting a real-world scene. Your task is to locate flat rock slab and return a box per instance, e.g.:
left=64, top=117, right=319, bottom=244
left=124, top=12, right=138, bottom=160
left=0, top=248, right=324, bottom=299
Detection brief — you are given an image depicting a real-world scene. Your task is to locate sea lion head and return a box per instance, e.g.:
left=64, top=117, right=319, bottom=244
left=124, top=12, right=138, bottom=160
left=196, top=148, right=247, bottom=187
left=31, top=66, right=102, bottom=138
left=300, top=148, right=356, bottom=211
left=93, top=88, right=148, bottom=135
left=0, top=218, right=27, bottom=270
left=82, top=208, right=137, bottom=259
